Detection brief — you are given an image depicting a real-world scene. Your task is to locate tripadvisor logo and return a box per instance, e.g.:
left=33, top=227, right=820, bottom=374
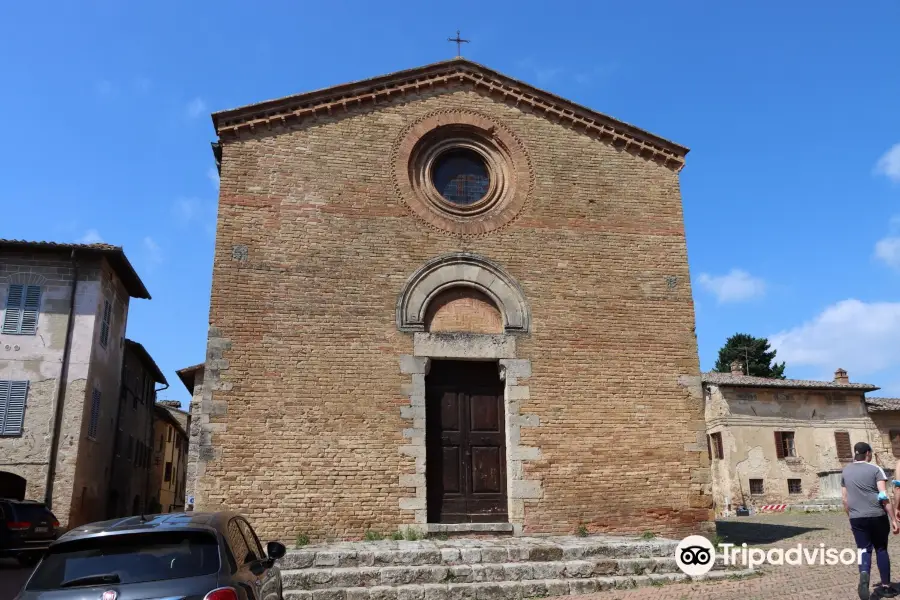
left=674, top=535, right=865, bottom=575
left=675, top=536, right=716, bottom=576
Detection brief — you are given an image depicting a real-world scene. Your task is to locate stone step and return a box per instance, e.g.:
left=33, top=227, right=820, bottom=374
left=283, top=557, right=694, bottom=589
left=282, top=537, right=680, bottom=570
left=283, top=569, right=757, bottom=600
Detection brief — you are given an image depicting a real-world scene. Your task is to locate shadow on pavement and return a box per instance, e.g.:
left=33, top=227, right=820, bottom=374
left=717, top=521, right=826, bottom=544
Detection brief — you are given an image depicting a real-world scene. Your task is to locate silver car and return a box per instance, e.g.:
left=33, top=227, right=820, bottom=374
left=15, top=511, right=285, bottom=600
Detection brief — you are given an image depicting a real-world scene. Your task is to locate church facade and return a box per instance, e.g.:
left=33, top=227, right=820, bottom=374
left=189, top=59, right=712, bottom=541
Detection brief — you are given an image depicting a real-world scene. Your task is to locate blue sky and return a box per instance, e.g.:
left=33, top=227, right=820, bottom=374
left=2, top=1, right=899, bottom=405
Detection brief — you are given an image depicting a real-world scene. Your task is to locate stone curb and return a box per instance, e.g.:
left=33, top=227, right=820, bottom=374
left=282, top=569, right=757, bottom=600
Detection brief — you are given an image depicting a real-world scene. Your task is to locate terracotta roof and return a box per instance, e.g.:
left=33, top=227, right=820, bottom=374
left=176, top=363, right=204, bottom=394
left=866, top=398, right=900, bottom=412
left=701, top=371, right=879, bottom=391
left=124, top=339, right=167, bottom=385
left=211, top=58, right=688, bottom=171
left=0, top=239, right=150, bottom=299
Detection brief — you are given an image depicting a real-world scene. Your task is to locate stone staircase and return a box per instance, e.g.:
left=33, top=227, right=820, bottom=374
left=280, top=535, right=753, bottom=599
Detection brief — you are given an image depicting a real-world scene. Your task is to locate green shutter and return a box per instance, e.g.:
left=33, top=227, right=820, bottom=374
left=0, top=380, right=28, bottom=436
left=100, top=300, right=111, bottom=347
left=20, top=286, right=41, bottom=335
left=2, top=285, right=24, bottom=333
left=88, top=388, right=101, bottom=439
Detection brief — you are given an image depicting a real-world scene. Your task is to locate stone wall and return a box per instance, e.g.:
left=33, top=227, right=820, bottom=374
left=197, top=83, right=708, bottom=541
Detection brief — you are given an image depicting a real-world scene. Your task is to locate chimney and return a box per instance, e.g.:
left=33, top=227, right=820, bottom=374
left=730, top=360, right=744, bottom=376
left=834, top=368, right=849, bottom=384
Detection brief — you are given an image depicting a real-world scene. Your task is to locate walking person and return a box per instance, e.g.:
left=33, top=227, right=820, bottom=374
left=843, top=442, right=900, bottom=599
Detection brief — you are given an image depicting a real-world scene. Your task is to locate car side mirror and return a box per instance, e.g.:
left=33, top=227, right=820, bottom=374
left=267, top=541, right=286, bottom=560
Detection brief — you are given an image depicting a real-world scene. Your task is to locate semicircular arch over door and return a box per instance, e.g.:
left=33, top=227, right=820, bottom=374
left=0, top=471, right=26, bottom=500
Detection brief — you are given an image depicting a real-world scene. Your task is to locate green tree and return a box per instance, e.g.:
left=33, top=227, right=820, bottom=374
left=714, top=333, right=786, bottom=379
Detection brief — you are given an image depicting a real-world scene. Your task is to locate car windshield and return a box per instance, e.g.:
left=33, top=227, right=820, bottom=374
left=26, top=531, right=220, bottom=590
left=12, top=504, right=55, bottom=522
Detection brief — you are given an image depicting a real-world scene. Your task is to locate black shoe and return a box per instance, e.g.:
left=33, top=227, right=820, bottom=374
left=877, top=584, right=899, bottom=598
left=861, top=572, right=871, bottom=600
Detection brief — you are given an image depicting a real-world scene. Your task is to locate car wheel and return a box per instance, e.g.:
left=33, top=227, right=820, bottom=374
left=17, top=553, right=40, bottom=567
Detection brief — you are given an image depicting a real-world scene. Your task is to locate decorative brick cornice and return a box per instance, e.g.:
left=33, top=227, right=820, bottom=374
left=212, top=59, right=688, bottom=171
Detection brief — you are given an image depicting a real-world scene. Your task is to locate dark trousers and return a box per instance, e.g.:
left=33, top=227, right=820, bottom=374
left=851, top=515, right=891, bottom=585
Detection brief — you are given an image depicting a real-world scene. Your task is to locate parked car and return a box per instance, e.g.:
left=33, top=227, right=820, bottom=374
left=0, top=499, right=60, bottom=566
left=15, top=511, right=286, bottom=600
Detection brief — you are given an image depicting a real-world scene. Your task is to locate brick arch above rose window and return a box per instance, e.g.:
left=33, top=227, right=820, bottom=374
left=396, top=253, right=530, bottom=334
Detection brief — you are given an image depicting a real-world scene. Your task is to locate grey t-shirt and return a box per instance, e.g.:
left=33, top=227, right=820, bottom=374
left=841, top=461, right=888, bottom=519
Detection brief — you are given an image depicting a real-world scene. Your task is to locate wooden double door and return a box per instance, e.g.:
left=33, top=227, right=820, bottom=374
left=425, top=360, right=508, bottom=523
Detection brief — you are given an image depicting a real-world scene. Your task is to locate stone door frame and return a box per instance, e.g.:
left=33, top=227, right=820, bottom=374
left=396, top=253, right=540, bottom=535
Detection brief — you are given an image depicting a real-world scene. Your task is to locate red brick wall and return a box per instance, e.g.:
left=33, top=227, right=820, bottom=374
left=200, top=86, right=710, bottom=542
left=425, top=289, right=502, bottom=334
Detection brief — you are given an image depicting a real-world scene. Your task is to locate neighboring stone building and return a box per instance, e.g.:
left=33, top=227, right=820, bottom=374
left=863, top=397, right=900, bottom=466
left=148, top=400, right=189, bottom=513
left=0, top=240, right=150, bottom=527
left=175, top=362, right=204, bottom=509
left=191, top=58, right=711, bottom=541
left=704, top=365, right=881, bottom=514
left=106, top=339, right=168, bottom=518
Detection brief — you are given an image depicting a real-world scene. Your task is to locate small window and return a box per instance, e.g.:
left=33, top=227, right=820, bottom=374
left=99, top=299, right=112, bottom=348
left=2, top=284, right=42, bottom=335
left=835, top=432, right=852, bottom=462
left=775, top=431, right=796, bottom=459
left=167, top=427, right=173, bottom=442
left=709, top=432, right=724, bottom=459
left=88, top=388, right=101, bottom=440
left=0, top=380, right=29, bottom=436
left=164, top=462, right=172, bottom=482
left=749, top=479, right=764, bottom=495
left=788, top=479, right=802, bottom=494
left=159, top=434, right=164, bottom=451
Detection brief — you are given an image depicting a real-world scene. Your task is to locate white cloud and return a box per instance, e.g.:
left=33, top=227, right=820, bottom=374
left=77, top=229, right=104, bottom=244
left=770, top=299, right=900, bottom=377
left=207, top=166, right=219, bottom=187
left=696, top=269, right=766, bottom=303
left=876, top=144, right=900, bottom=183
left=143, top=236, right=163, bottom=266
left=186, top=97, right=207, bottom=119
left=875, top=237, right=900, bottom=269
left=173, top=197, right=201, bottom=224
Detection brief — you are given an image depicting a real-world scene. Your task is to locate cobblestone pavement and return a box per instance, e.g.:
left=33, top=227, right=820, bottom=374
left=568, top=511, right=894, bottom=600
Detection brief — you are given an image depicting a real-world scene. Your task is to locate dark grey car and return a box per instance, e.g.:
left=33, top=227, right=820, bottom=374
left=15, top=511, right=286, bottom=600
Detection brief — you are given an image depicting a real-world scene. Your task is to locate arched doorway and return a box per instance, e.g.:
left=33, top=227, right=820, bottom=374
left=0, top=471, right=26, bottom=500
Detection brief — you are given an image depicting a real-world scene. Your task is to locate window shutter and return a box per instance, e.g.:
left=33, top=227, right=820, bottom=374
left=19, top=286, right=41, bottom=335
left=3, top=381, right=27, bottom=435
left=100, top=300, right=111, bottom=347
left=2, top=285, right=24, bottom=334
left=88, top=389, right=101, bottom=439
left=835, top=432, right=852, bottom=461
left=715, top=433, right=724, bottom=459
left=706, top=434, right=712, bottom=460
left=775, top=431, right=785, bottom=459
left=0, top=381, right=9, bottom=435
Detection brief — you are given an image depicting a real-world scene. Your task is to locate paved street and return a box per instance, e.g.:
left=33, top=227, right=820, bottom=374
left=0, top=559, right=32, bottom=600
left=569, top=511, right=892, bottom=600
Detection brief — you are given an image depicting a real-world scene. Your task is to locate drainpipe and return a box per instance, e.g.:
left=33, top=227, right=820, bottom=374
left=45, top=250, right=78, bottom=509
left=145, top=383, right=168, bottom=512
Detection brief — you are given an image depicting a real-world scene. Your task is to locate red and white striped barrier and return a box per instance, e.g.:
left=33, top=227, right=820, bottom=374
left=760, top=504, right=787, bottom=512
